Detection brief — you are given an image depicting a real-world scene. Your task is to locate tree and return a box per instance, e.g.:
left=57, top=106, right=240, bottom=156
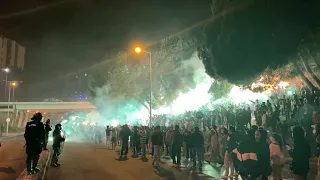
left=199, top=0, right=320, bottom=88
left=89, top=37, right=200, bottom=114
left=208, top=79, right=233, bottom=99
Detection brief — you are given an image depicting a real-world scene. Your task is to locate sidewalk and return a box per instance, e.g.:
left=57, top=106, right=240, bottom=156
left=0, top=132, right=24, bottom=140
left=2, top=132, right=24, bottom=137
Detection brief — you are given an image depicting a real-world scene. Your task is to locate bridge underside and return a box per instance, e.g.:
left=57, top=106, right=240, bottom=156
left=0, top=102, right=96, bottom=128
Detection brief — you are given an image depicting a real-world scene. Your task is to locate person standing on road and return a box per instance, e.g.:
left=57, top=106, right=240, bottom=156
left=111, top=128, right=117, bottom=150
left=288, top=126, right=310, bottom=180
left=151, top=126, right=163, bottom=167
left=51, top=124, right=66, bottom=167
left=24, top=112, right=45, bottom=175
left=132, top=126, right=140, bottom=157
left=222, top=126, right=238, bottom=178
left=94, top=125, right=102, bottom=144
left=165, top=127, right=173, bottom=157
left=269, top=133, right=284, bottom=180
left=105, top=126, right=111, bottom=148
left=191, top=127, right=204, bottom=170
left=43, top=119, right=52, bottom=151
left=184, top=130, right=193, bottom=160
left=255, top=129, right=272, bottom=180
left=119, top=124, right=131, bottom=159
left=140, top=126, right=147, bottom=159
left=171, top=125, right=182, bottom=165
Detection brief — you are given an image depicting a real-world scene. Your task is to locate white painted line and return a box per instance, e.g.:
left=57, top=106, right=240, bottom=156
left=16, top=168, right=27, bottom=180
left=41, top=151, right=51, bottom=180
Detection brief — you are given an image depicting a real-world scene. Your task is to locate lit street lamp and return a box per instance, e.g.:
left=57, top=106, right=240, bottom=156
left=10, top=81, right=17, bottom=102
left=134, top=47, right=142, bottom=53
left=5, top=81, right=20, bottom=135
left=134, top=46, right=152, bottom=127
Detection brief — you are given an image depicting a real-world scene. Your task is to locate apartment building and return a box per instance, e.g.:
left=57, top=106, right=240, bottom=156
left=0, top=36, right=25, bottom=70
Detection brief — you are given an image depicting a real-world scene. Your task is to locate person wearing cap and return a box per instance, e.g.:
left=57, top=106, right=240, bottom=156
left=24, top=112, right=45, bottom=175
left=51, top=123, right=66, bottom=167
left=43, top=119, right=52, bottom=150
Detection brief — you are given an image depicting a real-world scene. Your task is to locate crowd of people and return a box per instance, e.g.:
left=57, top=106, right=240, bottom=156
left=20, top=89, right=320, bottom=179
left=91, top=91, right=320, bottom=180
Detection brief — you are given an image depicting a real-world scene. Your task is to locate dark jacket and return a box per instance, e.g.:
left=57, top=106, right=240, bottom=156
left=227, top=133, right=238, bottom=153
left=289, top=140, right=310, bottom=175
left=120, top=126, right=131, bottom=141
left=24, top=121, right=45, bottom=144
left=24, top=121, right=45, bottom=154
left=151, top=131, right=163, bottom=146
left=132, top=130, right=140, bottom=143
left=236, top=135, right=258, bottom=175
left=171, top=130, right=182, bottom=146
left=105, top=128, right=111, bottom=136
left=190, top=131, right=204, bottom=148
left=52, top=129, right=65, bottom=148
left=256, top=141, right=272, bottom=177
left=184, top=132, right=192, bottom=146
left=44, top=124, right=52, bottom=135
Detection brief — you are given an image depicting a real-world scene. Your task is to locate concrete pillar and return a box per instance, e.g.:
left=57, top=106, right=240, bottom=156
left=17, top=111, right=25, bottom=128
left=23, top=112, right=30, bottom=127
left=11, top=110, right=19, bottom=127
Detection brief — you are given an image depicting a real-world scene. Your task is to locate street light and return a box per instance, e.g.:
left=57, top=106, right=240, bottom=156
left=134, top=46, right=152, bottom=127
left=11, top=82, right=17, bottom=102
left=3, top=68, right=9, bottom=100
left=134, top=47, right=142, bottom=53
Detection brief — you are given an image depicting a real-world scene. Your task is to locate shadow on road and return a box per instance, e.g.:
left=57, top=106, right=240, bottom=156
left=0, top=166, right=16, bottom=174
left=154, top=167, right=176, bottom=180
left=140, top=157, right=149, bottom=163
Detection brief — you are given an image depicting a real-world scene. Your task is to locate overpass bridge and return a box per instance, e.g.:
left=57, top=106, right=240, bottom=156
left=0, top=101, right=96, bottom=128
left=0, top=101, right=96, bottom=111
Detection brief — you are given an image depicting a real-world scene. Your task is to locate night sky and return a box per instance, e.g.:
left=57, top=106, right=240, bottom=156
left=0, top=0, right=211, bottom=98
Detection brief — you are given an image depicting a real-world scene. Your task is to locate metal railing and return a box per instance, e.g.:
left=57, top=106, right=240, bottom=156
left=13, top=98, right=89, bottom=102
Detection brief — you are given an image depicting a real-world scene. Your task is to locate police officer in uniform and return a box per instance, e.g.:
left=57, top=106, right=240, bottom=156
left=24, top=112, right=45, bottom=175
left=51, top=123, right=66, bottom=167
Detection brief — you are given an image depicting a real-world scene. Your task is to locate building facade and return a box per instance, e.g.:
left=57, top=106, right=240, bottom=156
left=0, top=37, right=25, bottom=70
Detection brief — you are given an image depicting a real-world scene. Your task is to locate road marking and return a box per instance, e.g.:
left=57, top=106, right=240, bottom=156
left=16, top=151, right=50, bottom=180
left=41, top=151, right=51, bottom=180
left=16, top=168, right=27, bottom=180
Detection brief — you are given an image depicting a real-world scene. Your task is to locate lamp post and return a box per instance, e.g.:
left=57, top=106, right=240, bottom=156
left=134, top=47, right=153, bottom=127
left=6, top=81, right=11, bottom=136
left=6, top=81, right=19, bottom=134
left=3, top=68, right=9, bottom=100
left=11, top=82, right=16, bottom=102
left=7, top=81, right=19, bottom=102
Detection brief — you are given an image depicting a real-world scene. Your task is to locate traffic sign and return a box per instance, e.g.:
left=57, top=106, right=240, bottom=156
left=6, top=118, right=10, bottom=123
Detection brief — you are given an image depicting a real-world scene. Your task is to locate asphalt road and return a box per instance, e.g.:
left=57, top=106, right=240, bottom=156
left=43, top=140, right=318, bottom=180
left=0, top=136, right=26, bottom=180
left=44, top=141, right=219, bottom=180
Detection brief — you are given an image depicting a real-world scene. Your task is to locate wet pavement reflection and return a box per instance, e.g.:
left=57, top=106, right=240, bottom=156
left=161, top=156, right=316, bottom=180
